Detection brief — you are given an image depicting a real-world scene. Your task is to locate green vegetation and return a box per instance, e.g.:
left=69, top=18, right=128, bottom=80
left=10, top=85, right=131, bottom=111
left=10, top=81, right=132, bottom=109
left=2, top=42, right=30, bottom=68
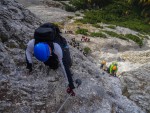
left=67, top=16, right=74, bottom=19
left=90, top=32, right=107, bottom=38
left=114, top=20, right=150, bottom=34
left=60, top=2, right=75, bottom=12
left=69, top=0, right=150, bottom=22
left=66, top=0, right=149, bottom=47
left=103, top=30, right=143, bottom=46
left=53, top=0, right=68, bottom=1
left=76, top=28, right=88, bottom=35
left=138, top=34, right=149, bottom=39
left=125, top=34, right=143, bottom=47
left=83, top=47, right=91, bottom=54
left=103, top=30, right=128, bottom=41
left=128, top=0, right=150, bottom=20
left=92, top=24, right=103, bottom=28
left=78, top=11, right=150, bottom=34
left=75, top=13, right=80, bottom=16
left=74, top=1, right=150, bottom=35
left=107, top=25, right=116, bottom=29
left=70, top=0, right=112, bottom=10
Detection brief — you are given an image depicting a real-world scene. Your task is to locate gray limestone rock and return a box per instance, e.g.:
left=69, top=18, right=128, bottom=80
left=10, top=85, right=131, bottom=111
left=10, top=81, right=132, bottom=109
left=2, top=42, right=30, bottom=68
left=122, top=64, right=150, bottom=113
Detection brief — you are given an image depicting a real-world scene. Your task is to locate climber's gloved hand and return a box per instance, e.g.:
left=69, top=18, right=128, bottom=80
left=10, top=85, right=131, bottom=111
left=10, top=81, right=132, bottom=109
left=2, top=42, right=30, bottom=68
left=26, top=63, right=32, bottom=72
left=67, top=83, right=75, bottom=96
left=66, top=87, right=75, bottom=96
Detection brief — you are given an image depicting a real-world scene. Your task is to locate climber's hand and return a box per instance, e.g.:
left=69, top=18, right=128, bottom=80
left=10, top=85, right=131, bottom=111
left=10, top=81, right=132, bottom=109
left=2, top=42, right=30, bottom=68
left=26, top=63, right=32, bottom=73
left=66, top=87, right=75, bottom=96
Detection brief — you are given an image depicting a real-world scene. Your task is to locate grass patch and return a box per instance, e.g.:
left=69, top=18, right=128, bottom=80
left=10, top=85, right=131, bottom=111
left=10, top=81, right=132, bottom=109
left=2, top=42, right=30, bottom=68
left=83, top=47, right=91, bottom=54
left=76, top=28, right=88, bottom=35
left=104, top=30, right=143, bottom=47
left=112, top=20, right=150, bottom=35
left=60, top=2, right=75, bottom=12
left=67, top=16, right=74, bottom=19
left=92, top=24, right=103, bottom=29
left=137, top=34, right=149, bottom=39
left=53, top=22, right=64, bottom=29
left=107, top=25, right=116, bottom=29
left=75, top=13, right=80, bottom=16
left=90, top=32, right=107, bottom=38
left=125, top=34, right=143, bottom=47
left=104, top=30, right=128, bottom=41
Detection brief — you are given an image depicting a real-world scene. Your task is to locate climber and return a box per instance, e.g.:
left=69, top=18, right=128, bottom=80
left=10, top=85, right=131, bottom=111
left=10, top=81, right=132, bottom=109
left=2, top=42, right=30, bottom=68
left=25, top=23, right=75, bottom=96
left=100, top=60, right=107, bottom=71
left=107, top=62, right=118, bottom=77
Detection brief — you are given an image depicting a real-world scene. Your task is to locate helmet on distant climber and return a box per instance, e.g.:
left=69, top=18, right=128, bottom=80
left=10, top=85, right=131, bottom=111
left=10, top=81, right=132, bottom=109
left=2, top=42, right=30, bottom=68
left=112, top=66, right=117, bottom=71
left=101, top=60, right=106, bottom=65
left=34, top=42, right=51, bottom=62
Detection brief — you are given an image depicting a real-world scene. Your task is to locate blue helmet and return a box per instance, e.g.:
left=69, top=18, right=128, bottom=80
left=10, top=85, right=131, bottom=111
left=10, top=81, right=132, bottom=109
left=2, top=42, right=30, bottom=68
left=34, top=43, right=50, bottom=62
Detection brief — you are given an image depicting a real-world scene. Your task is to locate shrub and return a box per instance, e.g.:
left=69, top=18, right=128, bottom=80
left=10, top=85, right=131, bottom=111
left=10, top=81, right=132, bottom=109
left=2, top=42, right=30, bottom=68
left=104, top=30, right=128, bottom=40
left=70, top=0, right=88, bottom=10
left=70, top=0, right=113, bottom=10
left=67, top=16, right=74, bottom=19
left=75, top=13, right=80, bottom=16
left=76, top=28, right=88, bottom=35
left=125, top=34, right=143, bottom=47
left=83, top=47, right=91, bottom=54
left=92, top=24, right=103, bottom=28
left=128, top=0, right=150, bottom=19
left=107, top=25, right=116, bottom=29
left=65, top=5, right=76, bottom=12
left=90, top=32, right=107, bottom=38
left=114, top=20, right=150, bottom=34
left=76, top=1, right=150, bottom=35
left=53, top=0, right=68, bottom=1
left=60, top=2, right=76, bottom=12
left=137, top=34, right=149, bottom=39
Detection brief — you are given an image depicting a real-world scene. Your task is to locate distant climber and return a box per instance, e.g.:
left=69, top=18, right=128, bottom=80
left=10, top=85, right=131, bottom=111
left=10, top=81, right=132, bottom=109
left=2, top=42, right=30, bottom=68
left=25, top=23, right=75, bottom=96
left=100, top=60, right=107, bottom=71
left=107, top=62, right=118, bottom=77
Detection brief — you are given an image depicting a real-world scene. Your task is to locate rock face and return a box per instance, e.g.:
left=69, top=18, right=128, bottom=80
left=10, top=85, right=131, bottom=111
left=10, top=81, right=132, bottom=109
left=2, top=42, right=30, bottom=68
left=15, top=0, right=64, bottom=8
left=15, top=0, right=74, bottom=23
left=27, top=5, right=74, bottom=23
left=122, top=64, right=150, bottom=113
left=0, top=0, right=148, bottom=113
left=0, top=0, right=41, bottom=44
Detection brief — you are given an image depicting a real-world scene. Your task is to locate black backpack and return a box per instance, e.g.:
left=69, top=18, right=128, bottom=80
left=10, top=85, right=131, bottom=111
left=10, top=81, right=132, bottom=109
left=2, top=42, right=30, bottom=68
left=34, top=23, right=72, bottom=67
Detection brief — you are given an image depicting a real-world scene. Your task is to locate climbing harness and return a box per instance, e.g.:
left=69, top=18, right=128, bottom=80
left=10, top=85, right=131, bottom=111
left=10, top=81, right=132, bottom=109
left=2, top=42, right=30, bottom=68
left=56, top=79, right=82, bottom=113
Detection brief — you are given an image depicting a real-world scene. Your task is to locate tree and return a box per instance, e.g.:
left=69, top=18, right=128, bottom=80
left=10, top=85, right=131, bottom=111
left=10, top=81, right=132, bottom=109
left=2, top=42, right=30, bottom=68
left=128, top=0, right=150, bottom=18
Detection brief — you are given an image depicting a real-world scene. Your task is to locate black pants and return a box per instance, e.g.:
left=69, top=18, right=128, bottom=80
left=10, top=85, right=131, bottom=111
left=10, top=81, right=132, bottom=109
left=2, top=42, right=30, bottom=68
left=44, top=54, right=59, bottom=70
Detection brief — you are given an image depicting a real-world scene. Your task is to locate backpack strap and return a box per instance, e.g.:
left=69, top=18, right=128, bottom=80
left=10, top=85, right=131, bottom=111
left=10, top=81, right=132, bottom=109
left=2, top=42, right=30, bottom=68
left=55, top=35, right=67, bottom=48
left=47, top=42, right=54, bottom=52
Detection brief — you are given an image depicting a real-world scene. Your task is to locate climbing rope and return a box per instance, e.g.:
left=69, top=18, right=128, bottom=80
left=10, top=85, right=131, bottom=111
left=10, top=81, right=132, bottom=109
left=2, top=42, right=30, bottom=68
left=56, top=79, right=82, bottom=113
